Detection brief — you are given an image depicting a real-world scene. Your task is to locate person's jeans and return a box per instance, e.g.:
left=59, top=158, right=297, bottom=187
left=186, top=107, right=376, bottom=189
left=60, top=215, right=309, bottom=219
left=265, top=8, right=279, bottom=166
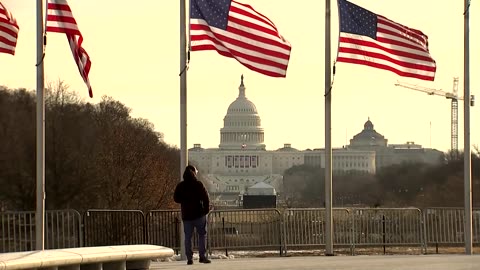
left=183, top=215, right=207, bottom=260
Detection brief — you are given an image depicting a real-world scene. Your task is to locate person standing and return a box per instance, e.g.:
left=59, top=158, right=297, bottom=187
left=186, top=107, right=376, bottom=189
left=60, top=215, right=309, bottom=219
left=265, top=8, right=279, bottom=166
left=174, top=165, right=211, bottom=265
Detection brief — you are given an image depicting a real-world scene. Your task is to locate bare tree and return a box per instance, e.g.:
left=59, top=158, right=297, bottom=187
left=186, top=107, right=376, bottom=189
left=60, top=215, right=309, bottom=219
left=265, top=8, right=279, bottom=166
left=0, top=84, right=180, bottom=211
left=87, top=96, right=179, bottom=210
left=0, top=88, right=36, bottom=210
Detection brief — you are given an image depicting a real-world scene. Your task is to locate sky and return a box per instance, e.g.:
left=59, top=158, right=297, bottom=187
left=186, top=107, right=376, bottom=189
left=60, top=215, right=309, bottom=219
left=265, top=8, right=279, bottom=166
left=1, top=0, right=478, bottom=153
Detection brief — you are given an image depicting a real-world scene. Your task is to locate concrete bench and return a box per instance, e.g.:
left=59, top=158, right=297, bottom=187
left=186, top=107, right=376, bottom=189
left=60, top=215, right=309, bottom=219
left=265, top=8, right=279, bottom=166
left=0, top=244, right=174, bottom=270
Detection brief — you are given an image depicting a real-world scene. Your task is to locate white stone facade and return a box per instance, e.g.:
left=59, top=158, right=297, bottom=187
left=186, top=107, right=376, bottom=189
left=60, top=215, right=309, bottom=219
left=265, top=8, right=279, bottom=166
left=188, top=76, right=378, bottom=196
left=189, top=77, right=443, bottom=198
left=304, top=148, right=376, bottom=174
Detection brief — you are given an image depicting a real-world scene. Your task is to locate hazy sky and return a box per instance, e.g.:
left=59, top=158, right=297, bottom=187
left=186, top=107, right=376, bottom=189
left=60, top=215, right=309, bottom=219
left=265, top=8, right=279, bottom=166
left=1, top=0, right=478, bottom=153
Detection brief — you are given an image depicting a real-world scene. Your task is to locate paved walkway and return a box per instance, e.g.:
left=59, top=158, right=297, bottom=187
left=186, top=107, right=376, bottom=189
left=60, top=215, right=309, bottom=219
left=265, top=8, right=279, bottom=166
left=151, top=255, right=479, bottom=270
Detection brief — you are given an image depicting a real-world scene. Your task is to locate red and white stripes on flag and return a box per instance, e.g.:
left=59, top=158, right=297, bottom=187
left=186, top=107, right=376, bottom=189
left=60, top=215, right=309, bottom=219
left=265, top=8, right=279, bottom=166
left=0, top=2, right=19, bottom=55
left=46, top=0, right=93, bottom=97
left=190, top=0, right=291, bottom=77
left=336, top=0, right=436, bottom=81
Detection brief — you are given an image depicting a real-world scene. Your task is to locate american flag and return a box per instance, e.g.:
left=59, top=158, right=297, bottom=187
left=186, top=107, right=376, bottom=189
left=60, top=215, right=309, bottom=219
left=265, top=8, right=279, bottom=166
left=46, top=0, right=93, bottom=97
left=0, top=2, right=19, bottom=55
left=336, top=0, right=436, bottom=81
left=190, top=0, right=291, bottom=77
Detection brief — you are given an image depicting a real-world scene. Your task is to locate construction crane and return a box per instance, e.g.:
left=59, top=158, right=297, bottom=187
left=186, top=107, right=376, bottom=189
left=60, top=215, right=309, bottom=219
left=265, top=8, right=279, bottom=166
left=394, top=77, right=462, bottom=153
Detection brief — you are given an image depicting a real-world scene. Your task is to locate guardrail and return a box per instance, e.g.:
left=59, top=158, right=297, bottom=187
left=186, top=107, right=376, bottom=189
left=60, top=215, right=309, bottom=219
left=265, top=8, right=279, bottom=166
left=424, top=207, right=480, bottom=252
left=1, top=207, right=479, bottom=255
left=351, top=208, right=423, bottom=254
left=84, top=210, right=145, bottom=247
left=146, top=210, right=181, bottom=252
left=0, top=210, right=81, bottom=253
left=282, top=208, right=352, bottom=254
left=208, top=209, right=282, bottom=256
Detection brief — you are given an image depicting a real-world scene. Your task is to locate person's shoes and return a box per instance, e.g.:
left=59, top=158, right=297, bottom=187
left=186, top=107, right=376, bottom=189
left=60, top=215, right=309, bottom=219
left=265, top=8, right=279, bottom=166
left=187, top=259, right=193, bottom=265
left=199, top=258, right=211, bottom=264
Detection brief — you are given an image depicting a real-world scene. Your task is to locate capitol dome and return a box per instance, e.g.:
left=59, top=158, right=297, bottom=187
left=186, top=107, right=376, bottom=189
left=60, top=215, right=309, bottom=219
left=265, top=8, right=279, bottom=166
left=227, top=95, right=258, bottom=114
left=219, top=75, right=265, bottom=150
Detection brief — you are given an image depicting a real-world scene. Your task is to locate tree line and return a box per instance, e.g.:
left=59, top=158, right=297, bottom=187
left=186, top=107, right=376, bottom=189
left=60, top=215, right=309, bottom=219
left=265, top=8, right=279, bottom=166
left=2, top=83, right=479, bottom=212
left=0, top=82, right=180, bottom=211
left=283, top=151, right=480, bottom=208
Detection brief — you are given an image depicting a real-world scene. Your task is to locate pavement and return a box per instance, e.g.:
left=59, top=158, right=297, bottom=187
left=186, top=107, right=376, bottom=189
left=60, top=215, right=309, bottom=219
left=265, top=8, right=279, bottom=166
left=150, top=254, right=480, bottom=270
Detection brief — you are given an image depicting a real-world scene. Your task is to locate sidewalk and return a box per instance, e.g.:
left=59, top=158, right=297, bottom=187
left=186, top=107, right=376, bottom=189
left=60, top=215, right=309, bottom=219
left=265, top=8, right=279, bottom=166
left=151, top=254, right=479, bottom=270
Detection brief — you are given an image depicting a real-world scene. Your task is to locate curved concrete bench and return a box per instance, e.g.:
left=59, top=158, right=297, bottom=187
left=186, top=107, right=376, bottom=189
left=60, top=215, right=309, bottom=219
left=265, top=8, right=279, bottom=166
left=0, top=244, right=174, bottom=270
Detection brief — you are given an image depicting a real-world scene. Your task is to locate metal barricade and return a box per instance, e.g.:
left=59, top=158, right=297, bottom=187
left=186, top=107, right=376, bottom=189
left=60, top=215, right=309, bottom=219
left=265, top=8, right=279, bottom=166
left=45, top=210, right=83, bottom=249
left=83, top=209, right=145, bottom=246
left=423, top=207, right=480, bottom=253
left=146, top=210, right=181, bottom=253
left=282, top=208, right=351, bottom=254
left=208, top=209, right=282, bottom=256
left=351, top=208, right=423, bottom=254
left=3, top=207, right=480, bottom=255
left=0, top=210, right=81, bottom=252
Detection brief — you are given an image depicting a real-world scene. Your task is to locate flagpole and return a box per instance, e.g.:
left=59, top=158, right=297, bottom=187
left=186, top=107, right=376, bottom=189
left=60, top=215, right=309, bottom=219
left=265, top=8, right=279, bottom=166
left=35, top=0, right=45, bottom=251
left=463, top=0, right=472, bottom=255
left=324, top=0, right=334, bottom=256
left=180, top=0, right=188, bottom=261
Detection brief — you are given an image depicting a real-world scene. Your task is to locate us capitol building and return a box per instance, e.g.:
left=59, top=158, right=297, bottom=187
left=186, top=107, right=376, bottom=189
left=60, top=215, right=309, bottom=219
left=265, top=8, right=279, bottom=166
left=189, top=76, right=444, bottom=201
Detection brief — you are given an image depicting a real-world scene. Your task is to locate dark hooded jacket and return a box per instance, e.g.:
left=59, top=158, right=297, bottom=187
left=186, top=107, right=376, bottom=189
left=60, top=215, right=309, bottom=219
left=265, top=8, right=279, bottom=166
left=174, top=166, right=210, bottom=221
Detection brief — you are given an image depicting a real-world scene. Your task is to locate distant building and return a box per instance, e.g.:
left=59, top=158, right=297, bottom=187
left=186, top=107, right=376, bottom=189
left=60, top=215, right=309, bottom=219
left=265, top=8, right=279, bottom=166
left=189, top=76, right=444, bottom=202
left=189, top=76, right=285, bottom=202
left=348, top=118, right=444, bottom=170
left=247, top=182, right=276, bottom=196
left=304, top=148, right=376, bottom=175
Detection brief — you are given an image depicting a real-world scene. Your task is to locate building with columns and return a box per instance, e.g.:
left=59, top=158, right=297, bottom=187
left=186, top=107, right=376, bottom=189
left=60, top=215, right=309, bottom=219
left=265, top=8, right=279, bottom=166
left=347, top=118, right=444, bottom=170
left=189, top=76, right=378, bottom=203
left=218, top=75, right=265, bottom=151
left=189, top=76, right=444, bottom=204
